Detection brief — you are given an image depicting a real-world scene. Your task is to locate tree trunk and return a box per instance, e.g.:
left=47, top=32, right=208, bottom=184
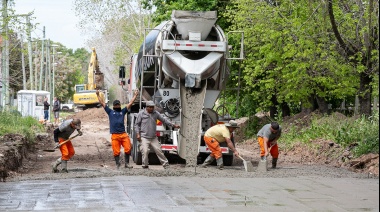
left=270, top=94, right=278, bottom=119
left=315, top=96, right=329, bottom=114
left=359, top=72, right=372, bottom=116
left=281, top=102, right=291, bottom=117
left=301, top=95, right=317, bottom=115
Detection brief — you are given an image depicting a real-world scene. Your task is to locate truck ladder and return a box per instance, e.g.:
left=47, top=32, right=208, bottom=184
left=139, top=28, right=162, bottom=109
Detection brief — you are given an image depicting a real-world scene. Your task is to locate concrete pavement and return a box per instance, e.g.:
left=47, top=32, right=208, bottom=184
left=0, top=176, right=378, bottom=211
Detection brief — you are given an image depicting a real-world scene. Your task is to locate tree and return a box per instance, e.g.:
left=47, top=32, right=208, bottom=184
left=142, top=0, right=219, bottom=24
left=224, top=0, right=364, bottom=118
left=327, top=0, right=379, bottom=116
left=73, top=0, right=152, bottom=100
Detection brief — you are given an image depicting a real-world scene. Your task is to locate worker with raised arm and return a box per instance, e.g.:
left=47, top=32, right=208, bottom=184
left=51, top=118, right=83, bottom=173
left=200, top=120, right=240, bottom=170
left=96, top=89, right=139, bottom=169
left=257, top=122, right=282, bottom=169
left=135, top=101, right=180, bottom=169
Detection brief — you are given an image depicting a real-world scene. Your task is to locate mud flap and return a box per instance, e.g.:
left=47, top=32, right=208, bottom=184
left=178, top=80, right=207, bottom=167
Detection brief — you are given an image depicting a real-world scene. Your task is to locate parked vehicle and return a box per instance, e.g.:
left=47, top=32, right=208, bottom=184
left=60, top=103, right=74, bottom=111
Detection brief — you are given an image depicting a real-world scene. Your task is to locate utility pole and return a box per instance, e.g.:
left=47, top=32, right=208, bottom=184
left=51, top=45, right=60, bottom=102
left=44, top=39, right=50, bottom=91
left=1, top=0, right=10, bottom=110
left=38, top=26, right=45, bottom=90
left=26, top=15, right=33, bottom=90
left=20, top=34, right=26, bottom=90
left=34, top=41, right=38, bottom=90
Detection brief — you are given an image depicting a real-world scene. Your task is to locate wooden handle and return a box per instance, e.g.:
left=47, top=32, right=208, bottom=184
left=237, top=155, right=245, bottom=161
left=56, top=133, right=80, bottom=148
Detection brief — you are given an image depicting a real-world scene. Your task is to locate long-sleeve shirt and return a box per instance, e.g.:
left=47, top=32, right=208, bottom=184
left=44, top=101, right=50, bottom=110
left=135, top=109, right=173, bottom=139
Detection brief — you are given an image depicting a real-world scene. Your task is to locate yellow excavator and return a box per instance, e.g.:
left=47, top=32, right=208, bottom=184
left=73, top=47, right=108, bottom=110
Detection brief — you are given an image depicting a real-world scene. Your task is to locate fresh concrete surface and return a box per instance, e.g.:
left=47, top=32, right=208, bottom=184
left=0, top=175, right=378, bottom=211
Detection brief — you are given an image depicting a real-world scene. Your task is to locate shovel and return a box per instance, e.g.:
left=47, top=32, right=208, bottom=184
left=237, top=155, right=254, bottom=172
left=257, top=144, right=275, bottom=172
left=43, top=133, right=81, bottom=152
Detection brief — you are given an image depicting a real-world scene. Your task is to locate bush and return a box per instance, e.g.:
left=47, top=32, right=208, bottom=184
left=0, top=110, right=44, bottom=141
left=281, top=111, right=379, bottom=157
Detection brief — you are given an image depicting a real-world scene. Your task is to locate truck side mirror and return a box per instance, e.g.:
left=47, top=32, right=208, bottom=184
left=119, top=66, right=125, bottom=79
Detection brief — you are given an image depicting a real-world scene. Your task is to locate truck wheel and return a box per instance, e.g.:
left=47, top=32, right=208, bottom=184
left=223, top=155, right=233, bottom=166
left=146, top=153, right=159, bottom=165
left=131, top=136, right=142, bottom=165
left=197, top=153, right=208, bottom=165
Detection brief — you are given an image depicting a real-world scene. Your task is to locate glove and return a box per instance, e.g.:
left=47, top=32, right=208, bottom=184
left=77, top=130, right=83, bottom=136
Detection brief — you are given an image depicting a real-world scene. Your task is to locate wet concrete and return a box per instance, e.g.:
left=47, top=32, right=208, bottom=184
left=1, top=175, right=378, bottom=211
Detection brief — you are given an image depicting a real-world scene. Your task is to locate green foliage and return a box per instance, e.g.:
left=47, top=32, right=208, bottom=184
left=143, top=0, right=219, bottom=24
left=243, top=115, right=272, bottom=138
left=0, top=110, right=44, bottom=141
left=53, top=46, right=90, bottom=102
left=281, top=112, right=379, bottom=157
left=222, top=0, right=378, bottom=117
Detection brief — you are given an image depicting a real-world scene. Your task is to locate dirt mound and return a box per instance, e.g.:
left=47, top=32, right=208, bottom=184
left=66, top=107, right=108, bottom=122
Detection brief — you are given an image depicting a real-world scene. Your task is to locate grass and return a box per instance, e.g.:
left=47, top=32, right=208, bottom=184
left=48, top=111, right=73, bottom=123
left=280, top=111, right=379, bottom=157
left=0, top=109, right=45, bottom=142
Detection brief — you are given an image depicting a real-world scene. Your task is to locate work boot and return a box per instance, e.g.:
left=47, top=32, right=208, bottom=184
left=114, top=155, right=121, bottom=169
left=124, top=154, right=133, bottom=168
left=52, top=158, right=62, bottom=173
left=272, top=158, right=278, bottom=169
left=61, top=160, right=68, bottom=173
left=163, top=162, right=170, bottom=169
left=200, top=155, right=215, bottom=168
left=216, top=158, right=224, bottom=170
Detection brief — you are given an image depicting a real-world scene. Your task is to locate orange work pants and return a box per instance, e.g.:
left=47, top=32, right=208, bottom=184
left=204, top=136, right=222, bottom=160
left=258, top=136, right=279, bottom=158
left=111, top=132, right=132, bottom=157
left=59, top=137, right=75, bottom=161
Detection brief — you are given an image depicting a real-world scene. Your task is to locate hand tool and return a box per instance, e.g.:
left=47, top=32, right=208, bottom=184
left=237, top=155, right=254, bottom=172
left=43, top=133, right=81, bottom=152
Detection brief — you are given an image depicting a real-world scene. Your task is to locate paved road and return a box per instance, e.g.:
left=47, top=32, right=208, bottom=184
left=0, top=176, right=378, bottom=211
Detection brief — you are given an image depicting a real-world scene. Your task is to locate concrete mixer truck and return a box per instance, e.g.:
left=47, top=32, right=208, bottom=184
left=120, top=10, right=244, bottom=166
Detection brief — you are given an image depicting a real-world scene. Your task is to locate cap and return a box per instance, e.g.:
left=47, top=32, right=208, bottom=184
left=72, top=119, right=81, bottom=129
left=113, top=100, right=121, bottom=106
left=225, top=120, right=240, bottom=128
left=146, top=101, right=155, bottom=107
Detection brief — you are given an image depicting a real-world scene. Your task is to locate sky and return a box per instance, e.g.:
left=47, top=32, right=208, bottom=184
left=13, top=0, right=87, bottom=50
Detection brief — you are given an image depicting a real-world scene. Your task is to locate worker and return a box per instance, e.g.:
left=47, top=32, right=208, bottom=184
left=96, top=89, right=139, bottom=169
left=43, top=96, right=50, bottom=123
left=135, top=101, right=180, bottom=169
left=257, top=122, right=282, bottom=169
left=52, top=97, right=61, bottom=125
left=51, top=118, right=83, bottom=173
left=200, top=120, right=240, bottom=170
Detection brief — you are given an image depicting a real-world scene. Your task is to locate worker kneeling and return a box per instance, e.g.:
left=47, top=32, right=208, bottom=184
left=200, top=120, right=240, bottom=170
